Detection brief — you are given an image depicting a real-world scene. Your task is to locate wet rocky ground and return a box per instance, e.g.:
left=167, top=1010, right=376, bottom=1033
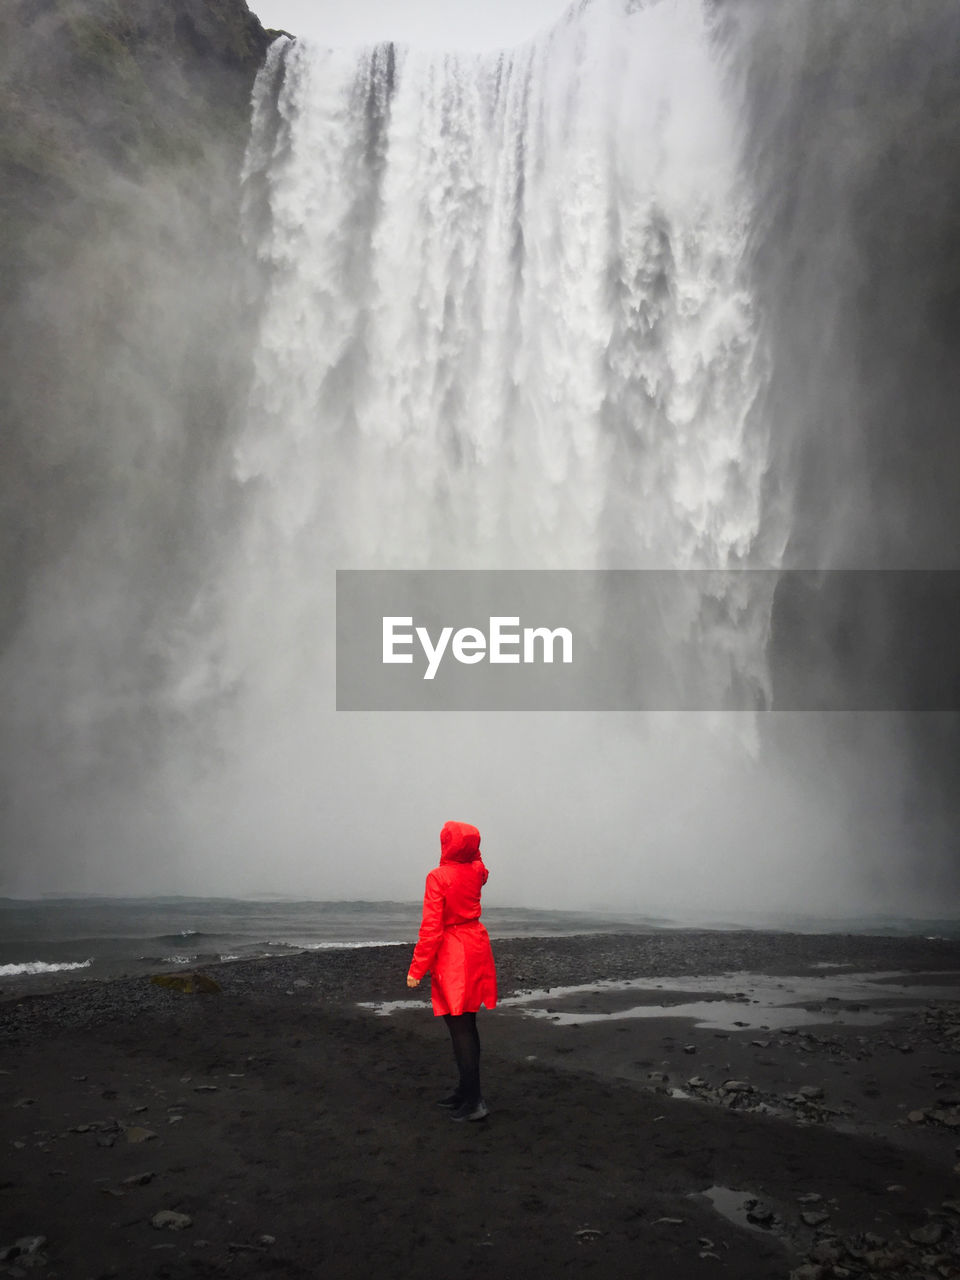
left=1, top=930, right=959, bottom=1279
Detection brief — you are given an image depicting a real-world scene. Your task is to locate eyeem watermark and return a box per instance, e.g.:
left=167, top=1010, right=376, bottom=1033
left=336, top=569, right=960, bottom=711
left=382, top=616, right=573, bottom=680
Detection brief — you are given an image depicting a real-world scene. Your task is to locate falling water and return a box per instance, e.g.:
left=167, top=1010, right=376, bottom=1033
left=131, top=0, right=807, bottom=914
left=237, top=0, right=770, bottom=575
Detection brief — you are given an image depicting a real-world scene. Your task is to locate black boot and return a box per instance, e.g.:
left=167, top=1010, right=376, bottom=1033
left=450, top=1098, right=489, bottom=1122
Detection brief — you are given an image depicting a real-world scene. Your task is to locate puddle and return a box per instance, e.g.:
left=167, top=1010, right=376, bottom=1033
left=357, top=970, right=957, bottom=1029
left=496, top=970, right=958, bottom=1031
left=357, top=999, right=430, bottom=1017
left=691, top=1185, right=780, bottom=1236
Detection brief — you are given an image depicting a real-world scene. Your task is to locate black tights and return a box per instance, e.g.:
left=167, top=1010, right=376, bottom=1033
left=443, top=1012, right=481, bottom=1106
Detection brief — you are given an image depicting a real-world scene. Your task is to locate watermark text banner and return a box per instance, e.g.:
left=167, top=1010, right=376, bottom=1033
left=335, top=570, right=960, bottom=711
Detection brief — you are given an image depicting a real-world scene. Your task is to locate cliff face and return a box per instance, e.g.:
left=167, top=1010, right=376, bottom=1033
left=0, top=0, right=277, bottom=654
left=0, top=0, right=278, bottom=299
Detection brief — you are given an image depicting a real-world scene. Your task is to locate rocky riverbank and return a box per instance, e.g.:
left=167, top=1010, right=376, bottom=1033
left=2, top=930, right=959, bottom=1278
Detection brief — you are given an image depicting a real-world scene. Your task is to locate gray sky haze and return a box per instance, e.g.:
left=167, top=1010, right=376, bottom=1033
left=249, top=0, right=572, bottom=51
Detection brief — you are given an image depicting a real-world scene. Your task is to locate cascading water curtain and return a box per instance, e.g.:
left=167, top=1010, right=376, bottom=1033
left=180, top=0, right=802, bottom=910
left=238, top=0, right=771, bottom=576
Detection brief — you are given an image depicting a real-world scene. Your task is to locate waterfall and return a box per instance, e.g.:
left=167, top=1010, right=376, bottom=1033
left=237, top=0, right=770, bottom=576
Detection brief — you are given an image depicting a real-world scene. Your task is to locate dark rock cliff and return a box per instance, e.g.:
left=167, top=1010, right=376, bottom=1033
left=0, top=0, right=280, bottom=299
left=0, top=0, right=278, bottom=650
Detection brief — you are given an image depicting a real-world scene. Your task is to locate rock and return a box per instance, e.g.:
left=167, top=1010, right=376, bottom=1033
left=12, top=1098, right=36, bottom=1108
left=798, top=1085, right=824, bottom=1099
left=941, top=1200, right=960, bottom=1215
left=907, top=1110, right=928, bottom=1124
left=746, top=1203, right=775, bottom=1225
left=647, top=1072, right=669, bottom=1082
left=14, top=1238, right=46, bottom=1256
left=194, top=1085, right=218, bottom=1093
left=810, top=1241, right=843, bottom=1265
left=121, top=1172, right=155, bottom=1186
left=69, top=1124, right=91, bottom=1133
left=150, top=973, right=221, bottom=994
left=721, top=1080, right=754, bottom=1093
left=124, top=1126, right=157, bottom=1144
left=151, top=1211, right=193, bottom=1231
left=909, top=1222, right=944, bottom=1245
left=687, top=1077, right=709, bottom=1089
left=259, top=1235, right=276, bottom=1246
left=682, top=1045, right=696, bottom=1054
left=789, top=1265, right=824, bottom=1280
left=797, top=1193, right=823, bottom=1204
left=801, top=1211, right=830, bottom=1227
left=862, top=1249, right=905, bottom=1270
left=751, top=1040, right=770, bottom=1048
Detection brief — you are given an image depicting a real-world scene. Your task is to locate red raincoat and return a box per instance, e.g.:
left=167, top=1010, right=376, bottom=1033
left=408, top=821, right=498, bottom=1016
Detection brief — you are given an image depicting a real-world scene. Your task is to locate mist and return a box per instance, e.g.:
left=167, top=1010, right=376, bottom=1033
left=0, top=0, right=957, bottom=921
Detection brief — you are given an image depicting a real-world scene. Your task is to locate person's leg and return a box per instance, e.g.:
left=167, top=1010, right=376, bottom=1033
left=455, top=1012, right=480, bottom=1106
left=439, top=1013, right=466, bottom=1106
left=443, top=1012, right=480, bottom=1101
left=444, top=1011, right=488, bottom=1121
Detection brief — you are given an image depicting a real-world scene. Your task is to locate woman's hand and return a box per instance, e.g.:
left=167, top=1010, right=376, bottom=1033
left=406, top=974, right=420, bottom=988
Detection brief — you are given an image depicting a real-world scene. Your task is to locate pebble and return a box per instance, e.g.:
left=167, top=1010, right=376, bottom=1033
left=801, top=1210, right=830, bottom=1227
left=151, top=1210, right=193, bottom=1231
left=124, top=1126, right=157, bottom=1144
left=746, top=1202, right=775, bottom=1225
left=909, top=1222, right=944, bottom=1246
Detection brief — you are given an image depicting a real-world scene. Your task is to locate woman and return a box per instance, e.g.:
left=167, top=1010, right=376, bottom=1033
left=406, top=820, right=498, bottom=1121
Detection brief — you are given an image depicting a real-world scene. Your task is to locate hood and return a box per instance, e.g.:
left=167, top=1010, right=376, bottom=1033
left=439, top=820, right=481, bottom=863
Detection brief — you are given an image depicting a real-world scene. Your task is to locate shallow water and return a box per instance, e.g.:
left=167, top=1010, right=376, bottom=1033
left=691, top=1186, right=780, bottom=1236
left=360, top=969, right=959, bottom=1028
